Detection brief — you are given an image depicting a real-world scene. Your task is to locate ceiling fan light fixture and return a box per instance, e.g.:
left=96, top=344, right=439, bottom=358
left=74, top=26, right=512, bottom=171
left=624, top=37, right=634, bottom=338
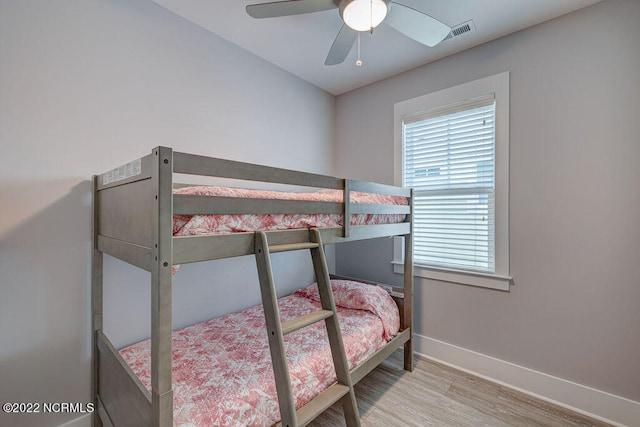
left=340, top=0, right=389, bottom=32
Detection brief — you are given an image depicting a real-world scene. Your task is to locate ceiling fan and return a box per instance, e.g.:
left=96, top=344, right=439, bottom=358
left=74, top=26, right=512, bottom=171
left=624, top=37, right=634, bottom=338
left=246, top=0, right=451, bottom=65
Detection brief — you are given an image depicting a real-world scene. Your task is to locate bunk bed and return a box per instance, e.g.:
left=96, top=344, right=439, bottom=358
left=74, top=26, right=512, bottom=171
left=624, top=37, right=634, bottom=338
left=92, top=146, right=414, bottom=427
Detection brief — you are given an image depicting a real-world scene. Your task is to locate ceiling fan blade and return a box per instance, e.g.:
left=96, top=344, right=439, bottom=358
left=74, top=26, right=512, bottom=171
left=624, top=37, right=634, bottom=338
left=246, top=0, right=337, bottom=19
left=325, top=24, right=357, bottom=65
left=385, top=2, right=450, bottom=47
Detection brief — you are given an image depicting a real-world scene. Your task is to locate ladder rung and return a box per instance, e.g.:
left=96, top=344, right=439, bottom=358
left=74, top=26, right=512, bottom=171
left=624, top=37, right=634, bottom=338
left=268, top=242, right=320, bottom=253
left=296, top=383, right=351, bottom=426
left=281, top=309, right=333, bottom=335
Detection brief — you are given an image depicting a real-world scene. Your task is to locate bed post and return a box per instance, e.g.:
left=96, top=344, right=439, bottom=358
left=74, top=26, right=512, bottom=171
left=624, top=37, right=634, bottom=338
left=403, top=189, right=414, bottom=372
left=343, top=179, right=351, bottom=238
left=91, top=176, right=103, bottom=427
left=151, top=146, right=174, bottom=426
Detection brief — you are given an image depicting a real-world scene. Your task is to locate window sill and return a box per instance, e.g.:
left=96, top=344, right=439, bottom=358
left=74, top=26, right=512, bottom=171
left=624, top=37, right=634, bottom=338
left=392, top=261, right=512, bottom=291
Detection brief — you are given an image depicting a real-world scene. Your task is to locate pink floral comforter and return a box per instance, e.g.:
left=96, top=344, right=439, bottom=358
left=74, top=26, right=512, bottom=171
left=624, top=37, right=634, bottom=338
left=173, top=186, right=407, bottom=236
left=120, top=280, right=400, bottom=427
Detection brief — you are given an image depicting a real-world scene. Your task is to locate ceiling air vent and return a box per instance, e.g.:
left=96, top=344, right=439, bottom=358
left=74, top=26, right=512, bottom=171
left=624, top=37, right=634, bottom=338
left=443, top=20, right=475, bottom=42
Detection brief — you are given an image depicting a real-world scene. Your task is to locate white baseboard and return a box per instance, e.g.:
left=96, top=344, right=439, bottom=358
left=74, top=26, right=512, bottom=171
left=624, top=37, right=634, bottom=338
left=414, top=334, right=640, bottom=427
left=57, top=414, right=91, bottom=427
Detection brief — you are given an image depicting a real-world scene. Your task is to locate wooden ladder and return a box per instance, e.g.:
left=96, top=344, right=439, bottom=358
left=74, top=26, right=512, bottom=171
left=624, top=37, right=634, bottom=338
left=254, top=228, right=361, bottom=427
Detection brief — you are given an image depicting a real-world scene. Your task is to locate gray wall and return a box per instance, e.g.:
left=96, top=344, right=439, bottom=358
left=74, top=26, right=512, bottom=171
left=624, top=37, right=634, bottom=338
left=335, top=0, right=640, bottom=403
left=0, top=1, right=334, bottom=426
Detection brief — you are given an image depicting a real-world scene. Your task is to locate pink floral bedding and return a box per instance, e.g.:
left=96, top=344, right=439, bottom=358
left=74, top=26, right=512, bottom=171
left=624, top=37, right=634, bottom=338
left=120, top=280, right=400, bottom=427
left=173, top=186, right=407, bottom=236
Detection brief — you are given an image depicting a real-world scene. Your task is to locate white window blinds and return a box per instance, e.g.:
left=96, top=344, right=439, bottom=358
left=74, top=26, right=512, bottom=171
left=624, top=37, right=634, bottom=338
left=403, top=94, right=496, bottom=273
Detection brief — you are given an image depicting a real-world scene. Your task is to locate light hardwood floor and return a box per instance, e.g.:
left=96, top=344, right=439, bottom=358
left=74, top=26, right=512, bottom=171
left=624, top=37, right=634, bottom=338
left=310, top=351, right=612, bottom=427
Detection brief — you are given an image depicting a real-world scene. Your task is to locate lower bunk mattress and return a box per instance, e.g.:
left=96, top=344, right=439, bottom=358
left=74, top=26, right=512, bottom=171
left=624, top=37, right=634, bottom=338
left=119, top=279, right=400, bottom=426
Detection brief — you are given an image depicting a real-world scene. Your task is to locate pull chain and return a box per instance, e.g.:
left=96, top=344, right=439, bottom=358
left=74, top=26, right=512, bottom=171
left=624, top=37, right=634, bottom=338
left=356, top=32, right=362, bottom=67
left=369, top=0, right=374, bottom=34
left=356, top=0, right=374, bottom=67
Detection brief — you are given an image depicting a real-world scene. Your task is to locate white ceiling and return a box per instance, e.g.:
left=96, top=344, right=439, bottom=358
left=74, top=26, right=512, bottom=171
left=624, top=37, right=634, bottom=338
left=152, top=0, right=601, bottom=95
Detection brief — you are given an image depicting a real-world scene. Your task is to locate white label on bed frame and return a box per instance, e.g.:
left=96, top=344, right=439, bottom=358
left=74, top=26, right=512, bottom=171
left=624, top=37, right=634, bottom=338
left=102, top=158, right=142, bottom=185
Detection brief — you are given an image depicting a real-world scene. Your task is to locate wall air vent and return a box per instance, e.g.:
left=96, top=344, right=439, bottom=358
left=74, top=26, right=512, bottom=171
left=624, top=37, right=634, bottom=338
left=443, top=20, right=475, bottom=42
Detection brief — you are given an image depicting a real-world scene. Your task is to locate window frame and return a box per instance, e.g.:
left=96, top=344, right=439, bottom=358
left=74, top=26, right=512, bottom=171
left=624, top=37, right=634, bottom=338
left=393, top=72, right=511, bottom=291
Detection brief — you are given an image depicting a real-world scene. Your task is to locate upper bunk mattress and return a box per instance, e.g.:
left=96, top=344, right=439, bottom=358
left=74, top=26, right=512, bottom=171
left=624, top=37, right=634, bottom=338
left=119, top=279, right=400, bottom=427
left=173, top=186, right=407, bottom=236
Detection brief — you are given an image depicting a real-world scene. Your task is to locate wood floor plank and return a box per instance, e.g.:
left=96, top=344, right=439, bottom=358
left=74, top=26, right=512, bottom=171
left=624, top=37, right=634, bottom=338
left=308, top=351, right=612, bottom=427
left=493, top=386, right=610, bottom=427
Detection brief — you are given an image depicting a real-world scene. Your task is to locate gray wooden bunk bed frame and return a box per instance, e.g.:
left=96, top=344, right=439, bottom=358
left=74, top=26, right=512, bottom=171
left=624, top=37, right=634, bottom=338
left=92, top=146, right=413, bottom=427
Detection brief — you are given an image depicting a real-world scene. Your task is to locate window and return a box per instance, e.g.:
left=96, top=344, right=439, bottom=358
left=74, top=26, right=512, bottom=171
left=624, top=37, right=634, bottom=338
left=404, top=95, right=496, bottom=272
left=393, top=72, right=511, bottom=291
